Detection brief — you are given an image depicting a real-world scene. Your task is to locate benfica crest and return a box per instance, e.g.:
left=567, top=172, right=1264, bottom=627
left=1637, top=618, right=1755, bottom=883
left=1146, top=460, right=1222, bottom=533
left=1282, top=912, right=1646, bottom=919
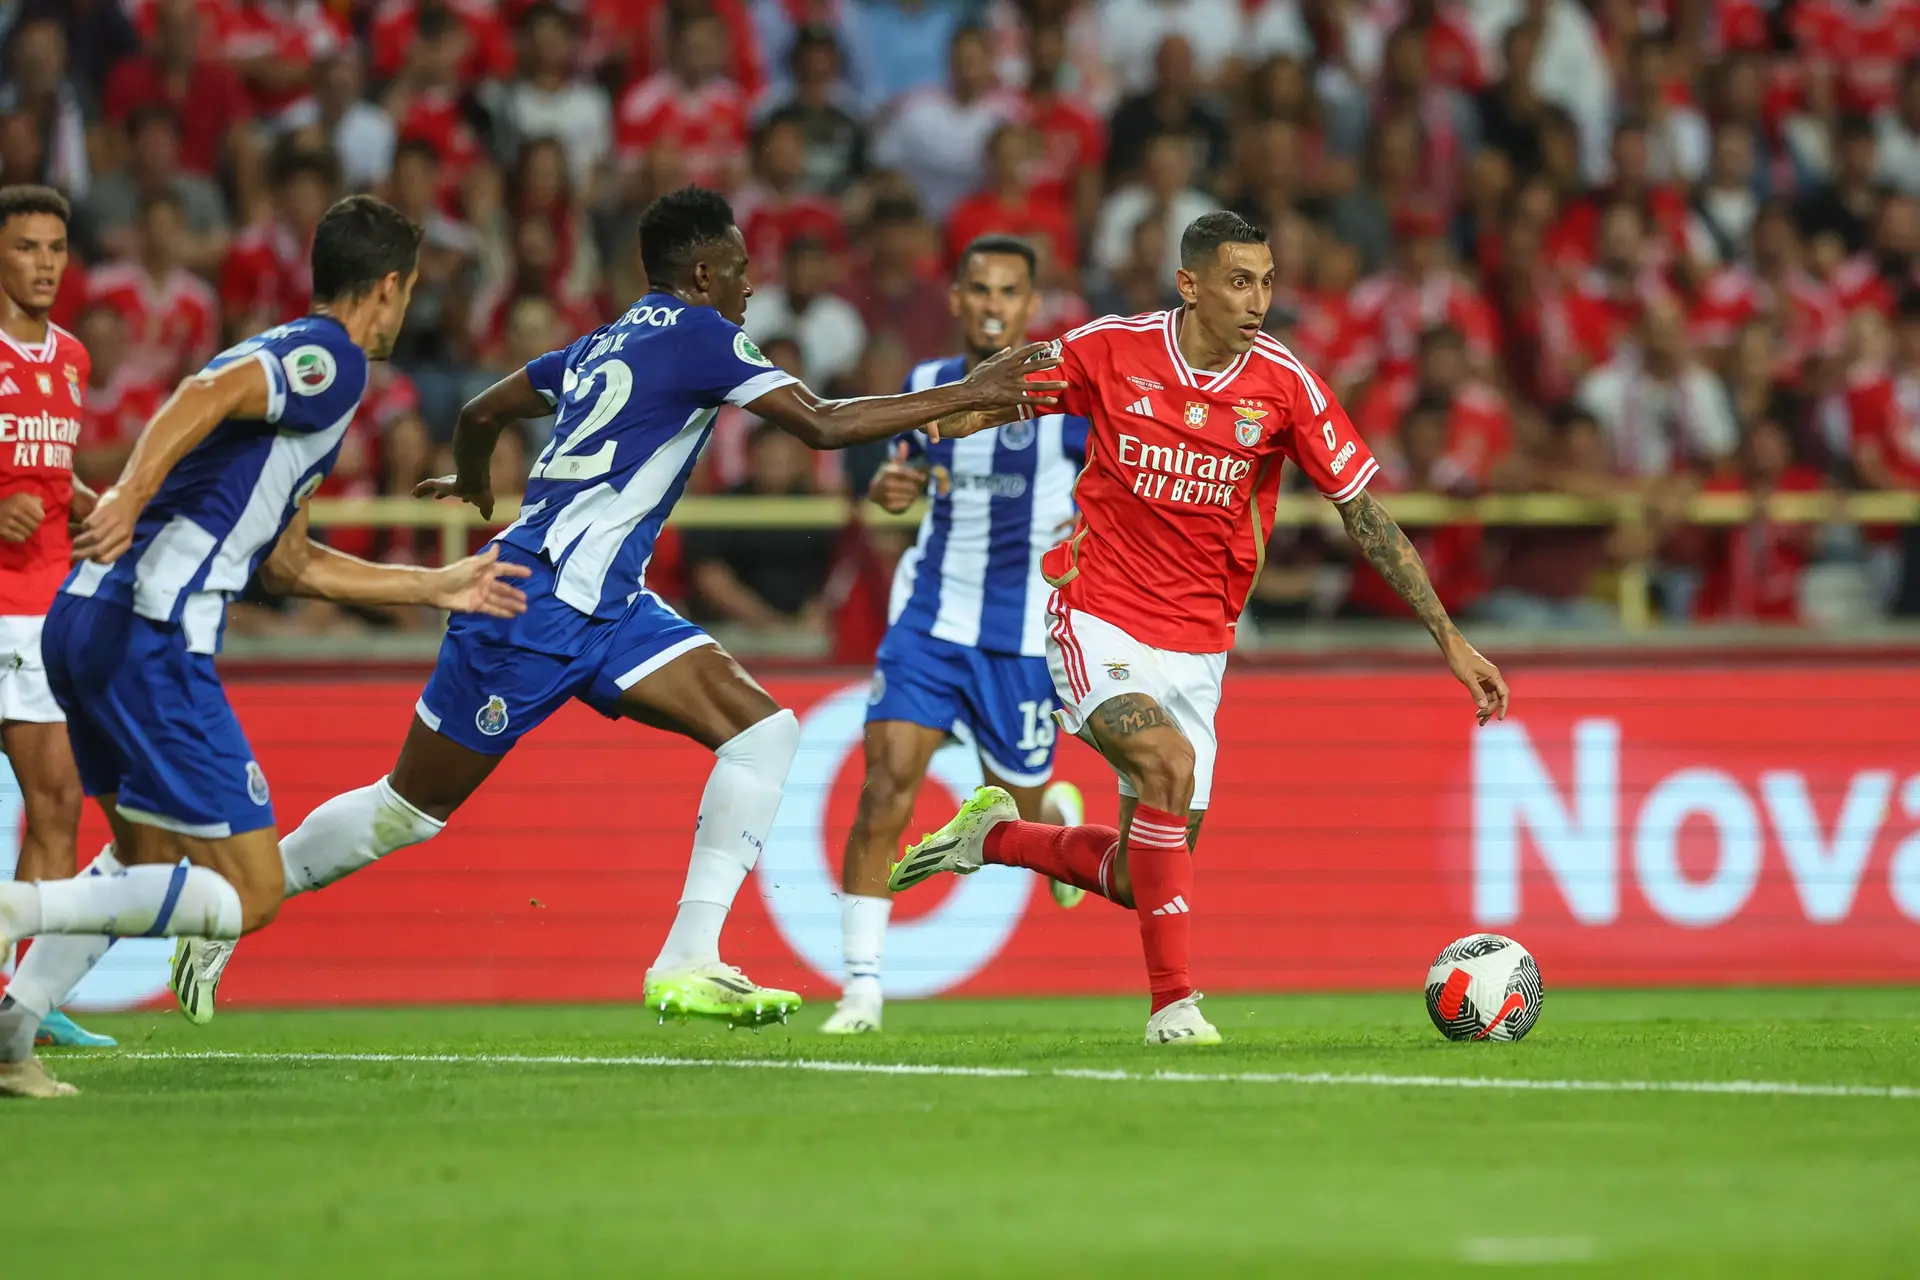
left=1233, top=400, right=1268, bottom=447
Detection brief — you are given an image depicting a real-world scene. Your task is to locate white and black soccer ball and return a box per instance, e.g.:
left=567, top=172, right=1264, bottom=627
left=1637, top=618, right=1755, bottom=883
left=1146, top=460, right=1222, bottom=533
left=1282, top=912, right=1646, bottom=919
left=1424, top=934, right=1542, bottom=1042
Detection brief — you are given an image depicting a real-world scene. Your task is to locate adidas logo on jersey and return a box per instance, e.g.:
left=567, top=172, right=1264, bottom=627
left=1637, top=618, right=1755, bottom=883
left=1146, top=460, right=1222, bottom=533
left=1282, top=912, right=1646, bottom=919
left=1124, top=396, right=1155, bottom=418
left=0, top=377, right=16, bottom=397
left=1150, top=895, right=1190, bottom=916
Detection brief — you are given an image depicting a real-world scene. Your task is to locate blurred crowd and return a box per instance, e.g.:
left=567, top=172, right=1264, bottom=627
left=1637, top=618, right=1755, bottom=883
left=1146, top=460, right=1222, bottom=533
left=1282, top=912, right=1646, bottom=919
left=5, top=0, right=1920, bottom=644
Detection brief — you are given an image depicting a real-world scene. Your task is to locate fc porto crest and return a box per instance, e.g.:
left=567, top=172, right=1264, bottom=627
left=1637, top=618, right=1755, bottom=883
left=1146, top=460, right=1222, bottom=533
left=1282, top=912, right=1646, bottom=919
left=1234, top=400, right=1268, bottom=447
left=999, top=419, right=1036, bottom=450
left=245, top=761, right=271, bottom=807
left=1183, top=401, right=1209, bottom=430
left=476, top=694, right=510, bottom=736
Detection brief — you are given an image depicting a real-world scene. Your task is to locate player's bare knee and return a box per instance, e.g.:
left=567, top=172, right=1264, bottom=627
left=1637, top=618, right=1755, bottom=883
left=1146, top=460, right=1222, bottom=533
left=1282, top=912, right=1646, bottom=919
left=1124, top=742, right=1195, bottom=812
left=239, top=887, right=282, bottom=934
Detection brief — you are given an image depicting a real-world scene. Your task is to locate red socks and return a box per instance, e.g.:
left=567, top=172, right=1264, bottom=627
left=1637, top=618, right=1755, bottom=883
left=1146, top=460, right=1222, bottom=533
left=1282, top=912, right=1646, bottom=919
left=1124, top=805, right=1194, bottom=1013
left=982, top=804, right=1195, bottom=1013
left=984, top=820, right=1121, bottom=898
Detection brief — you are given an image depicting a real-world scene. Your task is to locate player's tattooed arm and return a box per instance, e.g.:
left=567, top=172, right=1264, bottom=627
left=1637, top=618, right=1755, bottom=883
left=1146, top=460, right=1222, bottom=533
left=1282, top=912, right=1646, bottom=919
left=1338, top=491, right=1511, bottom=724
left=74, top=355, right=273, bottom=563
left=417, top=369, right=552, bottom=519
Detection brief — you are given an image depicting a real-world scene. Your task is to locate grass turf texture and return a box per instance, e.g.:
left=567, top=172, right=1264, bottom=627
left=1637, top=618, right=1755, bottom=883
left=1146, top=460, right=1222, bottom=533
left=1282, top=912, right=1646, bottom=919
left=13, top=989, right=1920, bottom=1278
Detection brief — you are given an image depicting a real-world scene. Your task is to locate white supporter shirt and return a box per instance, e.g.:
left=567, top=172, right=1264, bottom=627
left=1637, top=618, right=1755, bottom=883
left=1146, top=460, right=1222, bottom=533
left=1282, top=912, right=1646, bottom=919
left=1575, top=356, right=1739, bottom=477
left=1092, top=186, right=1222, bottom=282
left=742, top=287, right=868, bottom=388
left=871, top=88, right=1018, bottom=220
left=1100, top=0, right=1245, bottom=95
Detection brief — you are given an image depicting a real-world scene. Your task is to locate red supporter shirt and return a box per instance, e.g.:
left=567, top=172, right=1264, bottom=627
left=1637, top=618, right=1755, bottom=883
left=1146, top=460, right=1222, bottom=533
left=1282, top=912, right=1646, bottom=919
left=1572, top=268, right=1673, bottom=355
left=615, top=74, right=749, bottom=190
left=369, top=0, right=516, bottom=83
left=600, top=0, right=766, bottom=101
left=80, top=365, right=166, bottom=470
left=1339, top=270, right=1498, bottom=385
left=733, top=185, right=846, bottom=276
left=1790, top=0, right=1920, bottom=115
left=210, top=0, right=347, bottom=116
left=1043, top=311, right=1379, bottom=652
left=0, top=326, right=89, bottom=615
left=1355, top=376, right=1512, bottom=482
left=84, top=261, right=219, bottom=381
left=219, top=220, right=311, bottom=332
left=1018, top=94, right=1107, bottom=211
left=1842, top=366, right=1920, bottom=485
left=394, top=87, right=484, bottom=185
left=1692, top=467, right=1825, bottom=621
left=1690, top=267, right=1844, bottom=382
left=102, top=58, right=250, bottom=176
left=1549, top=191, right=1689, bottom=273
left=945, top=191, right=1077, bottom=270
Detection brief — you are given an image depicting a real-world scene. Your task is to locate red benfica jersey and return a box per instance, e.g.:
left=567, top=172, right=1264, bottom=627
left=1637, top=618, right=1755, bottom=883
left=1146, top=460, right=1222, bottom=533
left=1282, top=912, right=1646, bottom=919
left=1042, top=310, right=1378, bottom=652
left=0, top=324, right=88, bottom=615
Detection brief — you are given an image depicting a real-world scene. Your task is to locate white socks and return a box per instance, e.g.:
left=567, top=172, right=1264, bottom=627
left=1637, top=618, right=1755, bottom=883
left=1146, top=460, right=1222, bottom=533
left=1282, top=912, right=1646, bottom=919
left=841, top=894, right=891, bottom=1002
left=4, top=845, right=121, bottom=1017
left=0, top=859, right=242, bottom=940
left=652, top=710, right=799, bottom=971
left=280, top=776, right=445, bottom=896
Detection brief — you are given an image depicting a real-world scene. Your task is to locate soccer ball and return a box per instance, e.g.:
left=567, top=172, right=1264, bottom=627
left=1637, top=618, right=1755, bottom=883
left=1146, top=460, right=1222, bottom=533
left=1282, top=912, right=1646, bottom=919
left=1424, top=934, right=1542, bottom=1042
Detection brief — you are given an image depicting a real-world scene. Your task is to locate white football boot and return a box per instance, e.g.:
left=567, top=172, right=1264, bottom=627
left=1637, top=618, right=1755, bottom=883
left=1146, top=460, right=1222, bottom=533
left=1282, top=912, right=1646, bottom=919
left=1144, top=993, right=1222, bottom=1046
left=1041, top=781, right=1087, bottom=909
left=171, top=937, right=236, bottom=1026
left=819, top=983, right=883, bottom=1035
left=888, top=786, right=1018, bottom=891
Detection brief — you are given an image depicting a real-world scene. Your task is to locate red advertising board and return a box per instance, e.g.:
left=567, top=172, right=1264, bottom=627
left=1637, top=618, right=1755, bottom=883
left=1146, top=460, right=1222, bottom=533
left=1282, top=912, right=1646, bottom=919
left=21, top=666, right=1920, bottom=1010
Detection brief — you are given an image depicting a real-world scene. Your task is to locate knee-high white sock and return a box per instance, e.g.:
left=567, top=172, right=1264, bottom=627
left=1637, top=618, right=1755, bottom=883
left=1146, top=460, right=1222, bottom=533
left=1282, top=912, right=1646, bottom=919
left=841, top=894, right=891, bottom=1000
left=4, top=845, right=122, bottom=1016
left=280, top=776, right=445, bottom=896
left=0, top=861, right=243, bottom=940
left=652, top=709, right=799, bottom=971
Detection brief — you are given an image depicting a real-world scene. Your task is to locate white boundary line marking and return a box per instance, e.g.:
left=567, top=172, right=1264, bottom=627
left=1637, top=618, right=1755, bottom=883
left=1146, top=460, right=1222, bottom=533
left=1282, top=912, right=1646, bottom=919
left=109, top=1051, right=1920, bottom=1100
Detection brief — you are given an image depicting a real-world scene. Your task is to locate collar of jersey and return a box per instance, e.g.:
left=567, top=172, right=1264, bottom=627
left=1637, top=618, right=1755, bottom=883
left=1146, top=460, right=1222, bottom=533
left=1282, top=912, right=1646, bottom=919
left=1160, top=309, right=1252, bottom=394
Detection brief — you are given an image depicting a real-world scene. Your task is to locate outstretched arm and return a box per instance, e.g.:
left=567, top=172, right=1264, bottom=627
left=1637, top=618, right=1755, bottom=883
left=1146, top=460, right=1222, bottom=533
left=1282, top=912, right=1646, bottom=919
left=1338, top=490, right=1509, bottom=723
left=256, top=507, right=531, bottom=615
left=415, top=368, right=552, bottom=519
left=73, top=356, right=272, bottom=563
left=748, top=341, right=1064, bottom=450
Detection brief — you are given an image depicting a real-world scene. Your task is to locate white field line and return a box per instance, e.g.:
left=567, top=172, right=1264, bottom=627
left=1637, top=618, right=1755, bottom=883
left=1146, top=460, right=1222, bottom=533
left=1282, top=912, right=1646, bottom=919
left=110, top=1051, right=1920, bottom=1100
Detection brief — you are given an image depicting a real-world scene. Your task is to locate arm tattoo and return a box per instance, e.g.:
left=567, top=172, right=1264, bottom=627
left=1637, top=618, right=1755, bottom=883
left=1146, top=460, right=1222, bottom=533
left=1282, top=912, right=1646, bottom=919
left=1339, top=490, right=1458, bottom=641
left=1091, top=693, right=1176, bottom=740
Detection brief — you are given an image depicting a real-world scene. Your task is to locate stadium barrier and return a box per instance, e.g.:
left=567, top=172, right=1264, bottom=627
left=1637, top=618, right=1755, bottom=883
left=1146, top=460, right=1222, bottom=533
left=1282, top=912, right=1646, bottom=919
left=10, top=667, right=1916, bottom=1011
left=309, top=491, right=1920, bottom=632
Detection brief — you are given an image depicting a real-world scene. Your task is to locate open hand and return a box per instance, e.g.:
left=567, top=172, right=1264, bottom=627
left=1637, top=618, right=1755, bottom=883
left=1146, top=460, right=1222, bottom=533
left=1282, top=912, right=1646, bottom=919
left=959, top=340, right=1066, bottom=415
left=867, top=440, right=926, bottom=513
left=0, top=492, right=44, bottom=543
left=414, top=473, right=497, bottom=521
left=428, top=545, right=532, bottom=617
left=1446, top=635, right=1510, bottom=726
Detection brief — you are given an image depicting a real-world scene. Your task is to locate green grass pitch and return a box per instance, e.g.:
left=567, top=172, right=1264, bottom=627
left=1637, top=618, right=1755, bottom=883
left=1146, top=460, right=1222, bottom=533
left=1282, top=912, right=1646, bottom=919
left=12, top=988, right=1920, bottom=1278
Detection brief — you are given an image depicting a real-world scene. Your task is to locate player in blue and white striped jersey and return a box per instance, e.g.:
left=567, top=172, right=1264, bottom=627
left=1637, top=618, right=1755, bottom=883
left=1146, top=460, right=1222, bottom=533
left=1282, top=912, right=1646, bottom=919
left=822, top=237, right=1092, bottom=1035
left=163, top=189, right=1066, bottom=1031
left=0, top=197, right=541, bottom=1098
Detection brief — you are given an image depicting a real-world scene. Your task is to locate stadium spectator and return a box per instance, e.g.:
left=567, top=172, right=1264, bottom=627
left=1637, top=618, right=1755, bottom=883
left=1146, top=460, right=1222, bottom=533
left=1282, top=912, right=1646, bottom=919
left=851, top=0, right=965, bottom=109
left=871, top=26, right=1017, bottom=221
left=683, top=423, right=840, bottom=634
left=1375, top=21, right=1480, bottom=212
left=1344, top=396, right=1487, bottom=621
left=615, top=10, right=750, bottom=193
left=86, top=106, right=229, bottom=275
left=1105, top=35, right=1228, bottom=183
left=84, top=192, right=219, bottom=382
left=1573, top=202, right=1674, bottom=356
left=734, top=115, right=847, bottom=279
left=214, top=0, right=345, bottom=120
left=1091, top=131, right=1218, bottom=283
left=1797, top=113, right=1886, bottom=255
left=1470, top=0, right=1612, bottom=179
left=1576, top=296, right=1740, bottom=477
left=1478, top=406, right=1630, bottom=627
left=1551, top=120, right=1689, bottom=273
left=1325, top=112, right=1424, bottom=273
left=946, top=123, right=1076, bottom=271
left=0, top=17, right=93, bottom=199
left=756, top=26, right=870, bottom=197
left=1678, top=415, right=1826, bottom=622
left=743, top=235, right=867, bottom=389
left=1692, top=204, right=1844, bottom=386
left=278, top=47, right=398, bottom=192
left=74, top=303, right=164, bottom=492
left=21, top=0, right=138, bottom=93
left=101, top=0, right=248, bottom=177
left=850, top=195, right=952, bottom=362
left=1688, top=124, right=1764, bottom=269
left=1223, top=118, right=1318, bottom=239
left=983, top=0, right=1119, bottom=117
left=1877, top=62, right=1920, bottom=196
left=1357, top=325, right=1513, bottom=484
left=1087, top=211, right=1176, bottom=320
left=1838, top=291, right=1920, bottom=493
left=369, top=0, right=515, bottom=85
left=1099, top=0, right=1242, bottom=98
left=702, top=334, right=841, bottom=494
left=1476, top=20, right=1553, bottom=179
left=1343, top=203, right=1499, bottom=387
left=217, top=145, right=335, bottom=340
left=481, top=2, right=612, bottom=192
left=1621, top=33, right=1709, bottom=186
left=384, top=3, right=489, bottom=189
left=750, top=0, right=874, bottom=110
left=1014, top=17, right=1108, bottom=232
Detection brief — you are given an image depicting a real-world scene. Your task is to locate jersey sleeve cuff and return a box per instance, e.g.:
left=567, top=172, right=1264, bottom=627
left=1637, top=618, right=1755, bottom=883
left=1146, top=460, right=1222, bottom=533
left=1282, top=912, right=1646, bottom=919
left=1327, top=457, right=1380, bottom=504
left=252, top=348, right=289, bottom=424
left=726, top=369, right=800, bottom=408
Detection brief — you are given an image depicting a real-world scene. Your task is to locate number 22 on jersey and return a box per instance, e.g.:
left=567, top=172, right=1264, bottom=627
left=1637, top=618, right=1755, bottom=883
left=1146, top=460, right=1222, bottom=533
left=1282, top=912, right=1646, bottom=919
left=530, top=362, right=635, bottom=482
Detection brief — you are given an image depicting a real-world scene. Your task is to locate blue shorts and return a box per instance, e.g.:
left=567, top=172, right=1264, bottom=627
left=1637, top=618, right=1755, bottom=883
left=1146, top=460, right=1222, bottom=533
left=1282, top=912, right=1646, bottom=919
left=416, top=548, right=713, bottom=755
left=43, top=594, right=275, bottom=838
left=866, top=626, right=1058, bottom=786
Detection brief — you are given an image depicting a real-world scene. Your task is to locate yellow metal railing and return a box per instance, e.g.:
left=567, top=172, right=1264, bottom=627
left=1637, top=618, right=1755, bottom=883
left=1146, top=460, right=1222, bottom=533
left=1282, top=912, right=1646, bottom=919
left=307, top=491, right=1920, bottom=632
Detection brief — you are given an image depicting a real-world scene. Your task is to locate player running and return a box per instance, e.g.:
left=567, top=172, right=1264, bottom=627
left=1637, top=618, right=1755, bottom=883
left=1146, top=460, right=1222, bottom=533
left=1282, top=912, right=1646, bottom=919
left=0, top=185, right=115, bottom=1050
left=165, top=187, right=1064, bottom=1031
left=889, top=212, right=1509, bottom=1046
left=0, top=195, right=536, bottom=1098
left=822, top=235, right=1090, bottom=1036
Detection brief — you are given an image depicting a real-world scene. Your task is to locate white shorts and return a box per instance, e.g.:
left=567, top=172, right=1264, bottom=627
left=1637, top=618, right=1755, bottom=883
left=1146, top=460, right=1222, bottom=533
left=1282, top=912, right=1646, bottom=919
left=0, top=614, right=63, bottom=724
left=1044, top=596, right=1226, bottom=809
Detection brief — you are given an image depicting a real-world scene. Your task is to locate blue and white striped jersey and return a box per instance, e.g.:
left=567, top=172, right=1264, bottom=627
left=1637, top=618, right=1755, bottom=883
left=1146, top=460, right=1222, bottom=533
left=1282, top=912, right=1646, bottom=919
left=62, top=316, right=368, bottom=654
left=888, top=355, right=1088, bottom=657
left=500, top=294, right=798, bottom=619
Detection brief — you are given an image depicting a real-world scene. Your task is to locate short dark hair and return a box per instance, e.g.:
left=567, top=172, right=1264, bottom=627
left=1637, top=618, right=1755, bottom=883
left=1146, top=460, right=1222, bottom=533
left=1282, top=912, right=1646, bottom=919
left=788, top=23, right=842, bottom=70
left=137, top=188, right=183, bottom=220
left=955, top=234, right=1036, bottom=282
left=269, top=144, right=339, bottom=192
left=0, top=184, right=70, bottom=230
left=1179, top=210, right=1268, bottom=270
left=125, top=104, right=181, bottom=141
left=394, top=137, right=441, bottom=170
left=518, top=0, right=572, bottom=34
left=638, top=186, right=737, bottom=289
left=309, top=195, right=422, bottom=302
left=1418, top=324, right=1464, bottom=356
left=1400, top=394, right=1451, bottom=433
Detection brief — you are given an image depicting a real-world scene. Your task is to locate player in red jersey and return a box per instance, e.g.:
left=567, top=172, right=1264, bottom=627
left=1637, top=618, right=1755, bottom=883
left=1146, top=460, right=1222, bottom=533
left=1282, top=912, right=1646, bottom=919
left=890, top=212, right=1509, bottom=1046
left=0, top=186, right=112, bottom=1048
